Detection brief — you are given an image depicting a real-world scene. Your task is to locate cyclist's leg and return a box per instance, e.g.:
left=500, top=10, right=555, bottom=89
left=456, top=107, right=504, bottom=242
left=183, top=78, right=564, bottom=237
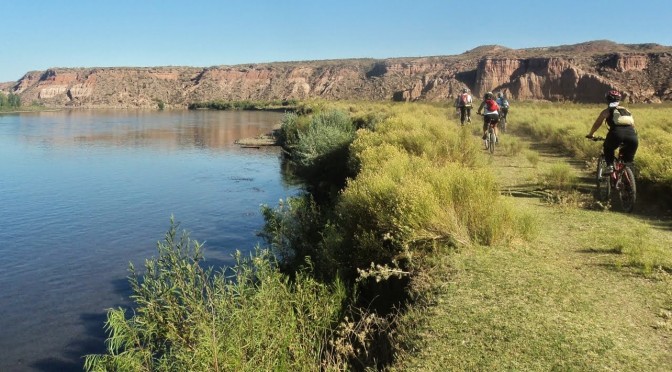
left=460, top=107, right=466, bottom=124
left=619, top=127, right=639, bottom=163
left=603, top=130, right=620, bottom=166
left=484, top=113, right=498, bottom=139
left=466, top=107, right=472, bottom=122
left=491, top=114, right=500, bottom=140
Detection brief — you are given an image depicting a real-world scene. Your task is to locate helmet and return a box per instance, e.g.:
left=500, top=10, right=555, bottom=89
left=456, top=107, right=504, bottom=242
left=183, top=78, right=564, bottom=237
left=497, top=92, right=503, bottom=98
left=462, top=88, right=469, bottom=93
left=605, top=90, right=621, bottom=103
left=484, top=92, right=494, bottom=100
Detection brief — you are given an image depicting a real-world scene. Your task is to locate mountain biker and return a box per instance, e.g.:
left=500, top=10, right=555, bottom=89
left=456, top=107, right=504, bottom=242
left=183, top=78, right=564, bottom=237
left=455, top=88, right=473, bottom=125
left=496, top=92, right=509, bottom=123
left=477, top=91, right=499, bottom=140
left=585, top=90, right=638, bottom=173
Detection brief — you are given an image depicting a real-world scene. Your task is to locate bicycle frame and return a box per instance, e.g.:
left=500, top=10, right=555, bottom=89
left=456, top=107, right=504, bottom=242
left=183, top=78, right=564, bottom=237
left=480, top=114, right=498, bottom=154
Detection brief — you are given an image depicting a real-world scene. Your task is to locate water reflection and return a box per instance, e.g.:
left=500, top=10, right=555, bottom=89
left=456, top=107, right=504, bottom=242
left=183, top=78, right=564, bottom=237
left=14, top=109, right=285, bottom=150
left=0, top=109, right=298, bottom=372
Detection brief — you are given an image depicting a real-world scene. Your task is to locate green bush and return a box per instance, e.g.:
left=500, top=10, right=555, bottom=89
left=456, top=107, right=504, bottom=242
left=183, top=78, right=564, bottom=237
left=0, top=92, right=21, bottom=109
left=338, top=144, right=531, bottom=270
left=543, top=163, right=577, bottom=191
left=282, top=109, right=357, bottom=201
left=260, top=196, right=341, bottom=280
left=84, top=220, right=347, bottom=371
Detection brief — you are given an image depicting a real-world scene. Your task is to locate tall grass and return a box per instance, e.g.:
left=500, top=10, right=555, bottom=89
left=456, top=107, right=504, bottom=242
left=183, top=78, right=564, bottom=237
left=543, top=163, right=577, bottom=191
left=512, top=102, right=672, bottom=194
left=609, top=224, right=672, bottom=276
left=84, top=220, right=348, bottom=371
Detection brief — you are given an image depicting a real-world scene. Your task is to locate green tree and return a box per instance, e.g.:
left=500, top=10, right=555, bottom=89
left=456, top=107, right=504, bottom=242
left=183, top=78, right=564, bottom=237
left=7, top=93, right=21, bottom=107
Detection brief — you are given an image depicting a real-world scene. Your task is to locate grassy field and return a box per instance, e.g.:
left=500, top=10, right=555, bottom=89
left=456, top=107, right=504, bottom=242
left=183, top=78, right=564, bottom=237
left=510, top=101, right=672, bottom=194
left=391, top=102, right=672, bottom=371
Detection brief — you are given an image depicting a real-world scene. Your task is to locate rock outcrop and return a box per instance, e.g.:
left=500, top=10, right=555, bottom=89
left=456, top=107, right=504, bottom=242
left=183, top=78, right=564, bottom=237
left=4, top=41, right=672, bottom=108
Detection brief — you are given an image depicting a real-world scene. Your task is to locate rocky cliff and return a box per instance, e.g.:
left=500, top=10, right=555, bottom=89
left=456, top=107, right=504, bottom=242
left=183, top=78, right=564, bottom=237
left=4, top=41, right=671, bottom=108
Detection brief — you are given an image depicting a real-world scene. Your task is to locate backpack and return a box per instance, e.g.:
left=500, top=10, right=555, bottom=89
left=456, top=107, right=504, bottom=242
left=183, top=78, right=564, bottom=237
left=612, top=106, right=634, bottom=126
left=459, top=93, right=470, bottom=106
left=485, top=99, right=499, bottom=112
left=500, top=98, right=509, bottom=108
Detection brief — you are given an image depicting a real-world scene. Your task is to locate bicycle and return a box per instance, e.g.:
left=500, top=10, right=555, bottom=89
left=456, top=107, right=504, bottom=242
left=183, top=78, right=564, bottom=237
left=587, top=136, right=637, bottom=213
left=499, top=107, right=508, bottom=132
left=478, top=113, right=498, bottom=154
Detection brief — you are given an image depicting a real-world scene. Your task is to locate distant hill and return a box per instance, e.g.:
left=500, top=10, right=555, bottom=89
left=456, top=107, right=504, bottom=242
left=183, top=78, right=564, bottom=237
left=3, top=40, right=671, bottom=108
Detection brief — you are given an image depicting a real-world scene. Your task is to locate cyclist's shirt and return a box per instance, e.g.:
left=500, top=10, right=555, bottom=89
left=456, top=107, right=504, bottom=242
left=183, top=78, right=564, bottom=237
left=457, top=93, right=472, bottom=107
left=483, top=99, right=499, bottom=115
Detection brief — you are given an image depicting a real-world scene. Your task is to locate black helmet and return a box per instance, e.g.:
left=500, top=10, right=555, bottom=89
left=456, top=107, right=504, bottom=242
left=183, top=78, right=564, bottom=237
left=605, top=90, right=621, bottom=103
left=462, top=88, right=469, bottom=93
left=484, top=92, right=494, bottom=100
left=497, top=92, right=503, bottom=98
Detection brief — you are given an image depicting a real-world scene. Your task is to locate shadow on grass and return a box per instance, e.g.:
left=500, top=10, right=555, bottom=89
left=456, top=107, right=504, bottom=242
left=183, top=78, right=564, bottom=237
left=577, top=247, right=622, bottom=255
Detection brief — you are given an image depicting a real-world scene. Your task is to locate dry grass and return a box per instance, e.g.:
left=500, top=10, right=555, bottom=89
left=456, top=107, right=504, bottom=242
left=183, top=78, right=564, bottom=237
left=392, top=125, right=672, bottom=371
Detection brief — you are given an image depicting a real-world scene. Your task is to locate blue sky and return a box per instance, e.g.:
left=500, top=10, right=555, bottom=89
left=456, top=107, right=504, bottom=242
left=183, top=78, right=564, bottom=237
left=1, top=0, right=670, bottom=82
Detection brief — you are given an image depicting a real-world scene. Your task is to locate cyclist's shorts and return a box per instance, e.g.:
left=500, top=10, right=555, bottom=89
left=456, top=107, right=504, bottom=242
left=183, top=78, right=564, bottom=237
left=483, top=113, right=499, bottom=130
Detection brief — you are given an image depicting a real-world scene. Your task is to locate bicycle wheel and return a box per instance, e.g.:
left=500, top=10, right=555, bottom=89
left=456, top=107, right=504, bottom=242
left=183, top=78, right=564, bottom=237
left=488, top=131, right=496, bottom=154
left=618, top=167, right=636, bottom=213
left=595, top=157, right=610, bottom=201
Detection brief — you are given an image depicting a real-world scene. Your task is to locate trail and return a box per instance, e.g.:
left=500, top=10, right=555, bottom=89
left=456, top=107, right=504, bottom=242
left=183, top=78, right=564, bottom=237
left=394, top=127, right=672, bottom=371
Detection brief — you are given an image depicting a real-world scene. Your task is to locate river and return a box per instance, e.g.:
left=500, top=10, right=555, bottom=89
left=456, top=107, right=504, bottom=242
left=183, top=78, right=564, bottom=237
left=0, top=109, right=298, bottom=371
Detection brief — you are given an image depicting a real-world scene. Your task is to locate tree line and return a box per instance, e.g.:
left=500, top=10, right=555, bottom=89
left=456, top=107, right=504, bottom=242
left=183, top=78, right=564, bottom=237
left=0, top=92, right=21, bottom=108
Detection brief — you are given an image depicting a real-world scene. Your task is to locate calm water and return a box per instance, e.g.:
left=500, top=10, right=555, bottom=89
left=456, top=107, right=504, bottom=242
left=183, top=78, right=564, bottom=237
left=0, top=109, right=298, bottom=371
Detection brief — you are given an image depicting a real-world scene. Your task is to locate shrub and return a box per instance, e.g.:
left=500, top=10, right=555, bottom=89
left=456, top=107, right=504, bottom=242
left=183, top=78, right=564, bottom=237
left=260, top=196, right=341, bottom=280
left=84, top=220, right=348, bottom=371
left=542, top=163, right=577, bottom=191
left=337, top=142, right=533, bottom=271
left=282, top=109, right=357, bottom=201
left=526, top=150, right=540, bottom=167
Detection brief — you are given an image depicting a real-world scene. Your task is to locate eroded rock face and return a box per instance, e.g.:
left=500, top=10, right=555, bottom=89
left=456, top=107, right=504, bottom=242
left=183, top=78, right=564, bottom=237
left=6, top=42, right=672, bottom=107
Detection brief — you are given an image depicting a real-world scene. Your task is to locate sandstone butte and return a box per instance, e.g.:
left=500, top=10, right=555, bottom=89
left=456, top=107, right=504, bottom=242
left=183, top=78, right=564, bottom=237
left=1, top=40, right=671, bottom=109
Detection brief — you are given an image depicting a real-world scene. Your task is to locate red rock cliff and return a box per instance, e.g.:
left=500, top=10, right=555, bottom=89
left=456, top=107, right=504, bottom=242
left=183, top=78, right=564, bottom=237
left=6, top=41, right=672, bottom=107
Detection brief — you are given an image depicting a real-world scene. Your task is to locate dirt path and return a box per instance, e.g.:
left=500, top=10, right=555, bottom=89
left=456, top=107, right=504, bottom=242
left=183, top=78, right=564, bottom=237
left=394, top=130, right=672, bottom=371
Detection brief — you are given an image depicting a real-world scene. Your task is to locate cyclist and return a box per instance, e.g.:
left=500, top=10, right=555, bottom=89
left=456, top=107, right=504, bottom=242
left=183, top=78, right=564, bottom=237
left=477, top=91, right=500, bottom=140
left=585, top=90, right=638, bottom=173
left=496, top=92, right=509, bottom=124
left=455, top=88, right=473, bottom=125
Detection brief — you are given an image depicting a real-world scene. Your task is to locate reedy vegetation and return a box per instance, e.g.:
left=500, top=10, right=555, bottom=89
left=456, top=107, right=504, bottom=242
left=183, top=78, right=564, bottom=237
left=85, top=220, right=347, bottom=371
left=85, top=100, right=534, bottom=370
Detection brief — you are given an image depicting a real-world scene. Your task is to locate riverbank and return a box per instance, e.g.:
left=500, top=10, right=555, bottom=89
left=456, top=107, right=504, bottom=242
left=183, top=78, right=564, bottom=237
left=0, top=107, right=61, bottom=114
left=82, top=101, right=672, bottom=370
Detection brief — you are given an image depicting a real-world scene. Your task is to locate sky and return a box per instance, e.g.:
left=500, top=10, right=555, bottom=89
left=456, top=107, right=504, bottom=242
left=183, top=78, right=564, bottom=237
left=1, top=0, right=671, bottom=82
